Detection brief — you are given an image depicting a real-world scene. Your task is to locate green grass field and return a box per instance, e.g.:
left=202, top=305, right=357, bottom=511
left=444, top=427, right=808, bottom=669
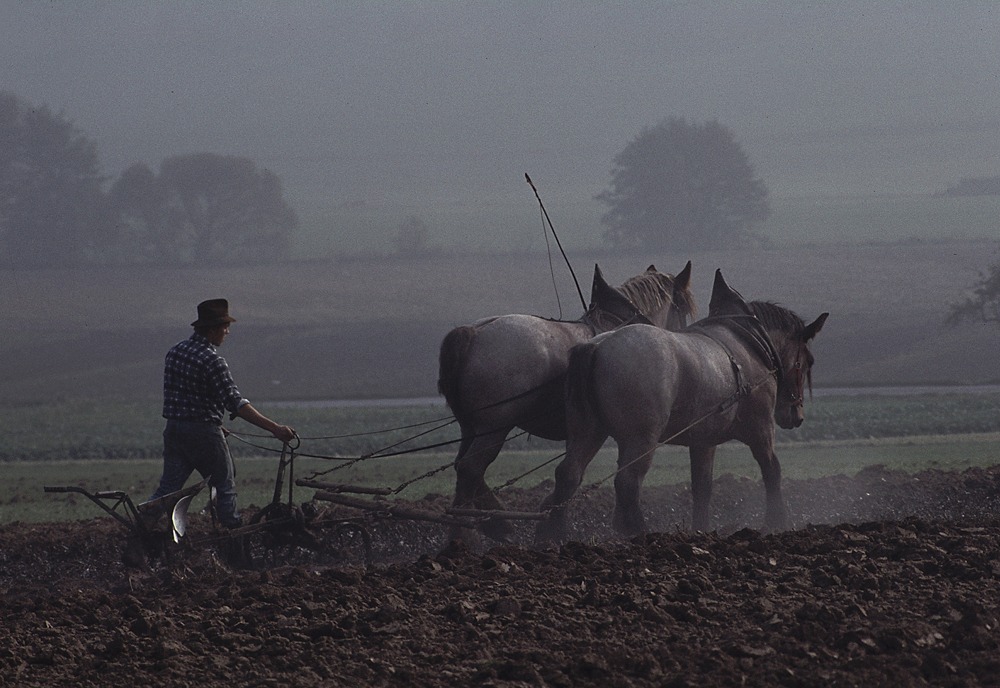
left=5, top=395, right=1000, bottom=524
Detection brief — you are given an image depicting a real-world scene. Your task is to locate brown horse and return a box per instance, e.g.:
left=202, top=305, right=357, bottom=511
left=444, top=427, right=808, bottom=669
left=439, top=262, right=695, bottom=539
left=536, top=269, right=828, bottom=543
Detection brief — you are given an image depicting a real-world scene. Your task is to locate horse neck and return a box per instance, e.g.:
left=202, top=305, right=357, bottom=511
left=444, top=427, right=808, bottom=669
left=585, top=309, right=634, bottom=333
left=591, top=300, right=686, bottom=331
left=713, top=314, right=786, bottom=382
left=653, top=303, right=688, bottom=330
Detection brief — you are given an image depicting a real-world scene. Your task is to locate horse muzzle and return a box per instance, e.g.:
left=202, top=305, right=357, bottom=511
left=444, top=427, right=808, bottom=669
left=775, top=404, right=804, bottom=430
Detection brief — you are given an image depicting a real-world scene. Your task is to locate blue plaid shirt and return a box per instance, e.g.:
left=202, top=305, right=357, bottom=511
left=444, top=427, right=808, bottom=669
left=162, top=333, right=249, bottom=424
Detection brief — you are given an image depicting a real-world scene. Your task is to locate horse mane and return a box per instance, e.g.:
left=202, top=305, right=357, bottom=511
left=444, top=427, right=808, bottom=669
left=613, top=271, right=696, bottom=320
left=618, top=272, right=668, bottom=316
left=748, top=301, right=805, bottom=334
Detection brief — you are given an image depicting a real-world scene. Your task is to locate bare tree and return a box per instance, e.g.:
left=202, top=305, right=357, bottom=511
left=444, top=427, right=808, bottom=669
left=391, top=215, right=431, bottom=256
left=947, top=259, right=1000, bottom=326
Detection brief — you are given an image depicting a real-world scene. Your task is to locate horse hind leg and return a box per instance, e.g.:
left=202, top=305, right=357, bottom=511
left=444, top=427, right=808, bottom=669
left=452, top=428, right=513, bottom=541
left=611, top=439, right=657, bottom=536
left=535, top=428, right=607, bottom=545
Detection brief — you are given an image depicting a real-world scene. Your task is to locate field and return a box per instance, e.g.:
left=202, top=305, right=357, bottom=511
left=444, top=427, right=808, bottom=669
left=4, top=195, right=1000, bottom=525
left=2, top=193, right=1000, bottom=406
left=7, top=392, right=1000, bottom=524
left=292, top=190, right=1000, bottom=256
left=5, top=196, right=1000, bottom=686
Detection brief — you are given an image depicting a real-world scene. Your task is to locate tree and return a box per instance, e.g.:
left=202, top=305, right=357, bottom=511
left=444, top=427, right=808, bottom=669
left=102, top=163, right=174, bottom=264
left=0, top=92, right=105, bottom=267
left=596, top=117, right=770, bottom=251
left=936, top=176, right=1000, bottom=197
left=947, top=259, right=1000, bottom=327
left=108, top=153, right=298, bottom=265
left=391, top=215, right=432, bottom=256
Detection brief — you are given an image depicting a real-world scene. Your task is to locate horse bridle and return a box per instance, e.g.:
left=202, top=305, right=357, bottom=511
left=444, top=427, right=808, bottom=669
left=782, top=339, right=811, bottom=410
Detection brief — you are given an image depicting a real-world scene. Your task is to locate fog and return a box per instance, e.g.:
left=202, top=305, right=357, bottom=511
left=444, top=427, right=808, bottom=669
left=3, top=1, right=1000, bottom=254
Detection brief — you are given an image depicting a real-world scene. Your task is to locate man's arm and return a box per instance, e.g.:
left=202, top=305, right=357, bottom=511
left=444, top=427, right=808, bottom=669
left=236, top=403, right=296, bottom=443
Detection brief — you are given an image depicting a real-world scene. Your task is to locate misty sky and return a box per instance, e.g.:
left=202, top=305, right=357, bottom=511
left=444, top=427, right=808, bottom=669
left=3, top=1, right=1000, bottom=251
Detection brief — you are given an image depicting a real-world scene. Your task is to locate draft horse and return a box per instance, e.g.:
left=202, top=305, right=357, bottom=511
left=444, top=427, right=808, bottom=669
left=536, top=269, right=828, bottom=543
left=438, top=262, right=696, bottom=539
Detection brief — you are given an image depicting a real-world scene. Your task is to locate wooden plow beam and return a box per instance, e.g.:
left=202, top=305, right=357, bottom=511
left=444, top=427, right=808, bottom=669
left=311, top=491, right=478, bottom=529
left=445, top=507, right=548, bottom=521
left=299, top=480, right=550, bottom=530
left=295, top=479, right=392, bottom=495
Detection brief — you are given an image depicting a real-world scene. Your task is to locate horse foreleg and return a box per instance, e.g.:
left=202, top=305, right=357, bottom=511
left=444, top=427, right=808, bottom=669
left=612, top=440, right=657, bottom=536
left=748, top=443, right=789, bottom=532
left=689, top=445, right=717, bottom=531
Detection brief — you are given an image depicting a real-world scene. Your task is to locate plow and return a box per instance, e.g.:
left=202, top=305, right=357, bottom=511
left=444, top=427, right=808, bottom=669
left=42, top=428, right=546, bottom=571
left=44, top=442, right=399, bottom=570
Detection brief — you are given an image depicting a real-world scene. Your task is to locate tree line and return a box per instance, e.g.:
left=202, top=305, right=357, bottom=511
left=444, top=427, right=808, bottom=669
left=3, top=90, right=781, bottom=268
left=0, top=91, right=297, bottom=268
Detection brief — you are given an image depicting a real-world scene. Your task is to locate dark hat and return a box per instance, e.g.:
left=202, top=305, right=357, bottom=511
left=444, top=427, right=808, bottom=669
left=191, top=299, right=236, bottom=328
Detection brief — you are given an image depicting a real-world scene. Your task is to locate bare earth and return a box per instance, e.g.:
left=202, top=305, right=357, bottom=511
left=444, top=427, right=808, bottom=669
left=3, top=464, right=1000, bottom=687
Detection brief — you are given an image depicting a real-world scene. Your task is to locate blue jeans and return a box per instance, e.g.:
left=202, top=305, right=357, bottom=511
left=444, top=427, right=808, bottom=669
left=150, top=420, right=240, bottom=527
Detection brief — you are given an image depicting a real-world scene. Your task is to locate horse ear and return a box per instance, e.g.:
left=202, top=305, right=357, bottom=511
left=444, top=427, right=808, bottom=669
left=590, top=264, right=607, bottom=304
left=802, top=312, right=829, bottom=341
left=709, top=269, right=749, bottom=316
left=674, top=260, right=692, bottom=289
left=646, top=264, right=657, bottom=272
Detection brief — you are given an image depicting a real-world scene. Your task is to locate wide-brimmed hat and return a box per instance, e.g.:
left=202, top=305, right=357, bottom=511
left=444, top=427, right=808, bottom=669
left=191, top=299, right=236, bottom=328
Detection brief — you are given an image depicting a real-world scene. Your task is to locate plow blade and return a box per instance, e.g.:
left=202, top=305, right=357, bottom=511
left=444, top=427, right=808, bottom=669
left=136, top=477, right=210, bottom=540
left=171, top=495, right=195, bottom=542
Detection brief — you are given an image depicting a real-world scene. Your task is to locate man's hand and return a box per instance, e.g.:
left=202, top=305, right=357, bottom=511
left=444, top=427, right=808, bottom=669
left=237, top=403, right=297, bottom=444
left=272, top=425, right=296, bottom=444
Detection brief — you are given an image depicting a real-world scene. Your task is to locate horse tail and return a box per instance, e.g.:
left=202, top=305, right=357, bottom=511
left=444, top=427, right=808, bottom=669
left=438, top=325, right=477, bottom=413
left=565, top=341, right=603, bottom=429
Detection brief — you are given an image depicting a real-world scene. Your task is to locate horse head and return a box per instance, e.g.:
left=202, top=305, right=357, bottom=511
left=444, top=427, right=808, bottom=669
left=748, top=302, right=828, bottom=430
left=778, top=311, right=829, bottom=428
left=657, top=261, right=695, bottom=330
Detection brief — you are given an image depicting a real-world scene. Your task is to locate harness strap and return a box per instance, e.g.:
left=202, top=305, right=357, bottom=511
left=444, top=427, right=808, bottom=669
left=686, top=330, right=749, bottom=414
left=685, top=313, right=784, bottom=413
left=687, top=314, right=783, bottom=386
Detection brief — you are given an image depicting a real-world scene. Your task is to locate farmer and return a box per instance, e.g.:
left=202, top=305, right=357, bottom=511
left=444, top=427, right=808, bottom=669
left=147, top=298, right=296, bottom=528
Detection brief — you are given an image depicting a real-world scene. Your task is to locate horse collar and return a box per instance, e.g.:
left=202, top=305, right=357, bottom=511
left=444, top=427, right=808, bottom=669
left=730, top=316, right=784, bottom=387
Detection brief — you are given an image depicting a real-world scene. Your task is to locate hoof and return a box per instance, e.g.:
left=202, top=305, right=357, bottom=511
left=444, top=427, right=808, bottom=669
left=448, top=525, right=483, bottom=550
left=478, top=516, right=513, bottom=543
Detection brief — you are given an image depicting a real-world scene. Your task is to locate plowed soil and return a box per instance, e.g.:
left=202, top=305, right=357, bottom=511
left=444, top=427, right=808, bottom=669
left=3, top=464, right=1000, bottom=687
